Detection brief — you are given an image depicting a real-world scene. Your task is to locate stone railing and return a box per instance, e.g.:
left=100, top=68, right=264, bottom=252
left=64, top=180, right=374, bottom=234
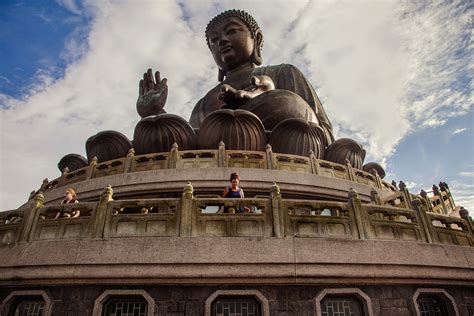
left=39, top=144, right=397, bottom=194
left=1, top=183, right=471, bottom=246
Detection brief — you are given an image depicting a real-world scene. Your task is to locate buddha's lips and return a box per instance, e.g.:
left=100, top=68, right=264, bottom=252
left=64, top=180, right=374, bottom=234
left=220, top=46, right=233, bottom=54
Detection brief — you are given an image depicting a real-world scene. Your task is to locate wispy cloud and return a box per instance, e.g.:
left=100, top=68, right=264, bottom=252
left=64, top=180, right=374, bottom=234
left=452, top=127, right=468, bottom=135
left=1, top=0, right=472, bottom=210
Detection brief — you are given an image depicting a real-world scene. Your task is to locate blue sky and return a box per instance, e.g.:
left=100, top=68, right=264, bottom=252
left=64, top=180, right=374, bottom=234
left=0, top=0, right=472, bottom=211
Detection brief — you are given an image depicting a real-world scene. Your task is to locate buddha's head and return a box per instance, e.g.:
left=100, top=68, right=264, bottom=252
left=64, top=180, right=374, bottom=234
left=206, top=10, right=263, bottom=81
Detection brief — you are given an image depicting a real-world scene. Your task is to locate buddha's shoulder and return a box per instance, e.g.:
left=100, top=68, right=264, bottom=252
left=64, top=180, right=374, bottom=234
left=254, top=63, right=304, bottom=76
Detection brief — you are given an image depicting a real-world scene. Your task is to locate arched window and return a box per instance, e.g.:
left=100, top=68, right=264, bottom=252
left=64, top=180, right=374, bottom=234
left=1, top=291, right=52, bottom=316
left=103, top=296, right=147, bottom=316
left=413, top=289, right=458, bottom=316
left=417, top=295, right=448, bottom=316
left=320, top=295, right=363, bottom=316
left=315, top=288, right=373, bottom=316
left=212, top=296, right=260, bottom=316
left=9, top=296, right=45, bottom=316
left=92, top=290, right=155, bottom=316
left=205, top=290, right=269, bottom=316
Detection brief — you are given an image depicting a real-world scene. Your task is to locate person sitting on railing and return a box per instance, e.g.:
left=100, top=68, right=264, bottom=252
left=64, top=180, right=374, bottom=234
left=221, top=172, right=251, bottom=213
left=55, top=188, right=80, bottom=219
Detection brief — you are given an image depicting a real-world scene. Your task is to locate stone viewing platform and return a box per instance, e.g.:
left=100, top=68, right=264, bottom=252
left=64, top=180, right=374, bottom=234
left=1, top=8, right=473, bottom=316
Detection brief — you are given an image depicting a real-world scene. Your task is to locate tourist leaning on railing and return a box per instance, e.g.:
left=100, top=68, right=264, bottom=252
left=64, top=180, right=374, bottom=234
left=220, top=172, right=251, bottom=214
left=55, top=188, right=80, bottom=219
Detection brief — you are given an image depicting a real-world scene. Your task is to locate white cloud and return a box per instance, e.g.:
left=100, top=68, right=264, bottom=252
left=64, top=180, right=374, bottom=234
left=1, top=1, right=472, bottom=210
left=459, top=171, right=474, bottom=177
left=452, top=128, right=468, bottom=135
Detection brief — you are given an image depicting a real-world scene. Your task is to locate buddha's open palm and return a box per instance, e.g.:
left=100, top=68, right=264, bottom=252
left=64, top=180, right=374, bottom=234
left=136, top=69, right=168, bottom=118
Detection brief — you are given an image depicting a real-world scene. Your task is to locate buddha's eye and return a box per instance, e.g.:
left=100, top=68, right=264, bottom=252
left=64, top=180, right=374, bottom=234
left=210, top=37, right=218, bottom=44
left=227, top=28, right=238, bottom=35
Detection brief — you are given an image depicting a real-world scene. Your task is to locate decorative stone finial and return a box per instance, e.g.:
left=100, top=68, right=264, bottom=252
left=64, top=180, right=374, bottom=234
left=62, top=166, right=70, bottom=175
left=391, top=180, right=397, bottom=188
left=432, top=185, right=440, bottom=195
left=219, top=141, right=225, bottom=148
left=171, top=142, right=178, bottom=150
left=420, top=189, right=427, bottom=198
left=399, top=181, right=406, bottom=190
left=34, top=191, right=44, bottom=203
left=459, top=207, right=469, bottom=219
left=91, top=156, right=99, bottom=164
left=348, top=188, right=358, bottom=199
left=411, top=198, right=422, bottom=207
left=184, top=181, right=193, bottom=197
left=103, top=185, right=113, bottom=197
left=271, top=182, right=280, bottom=195
left=439, top=181, right=447, bottom=192
left=265, top=144, right=272, bottom=151
left=127, top=148, right=135, bottom=157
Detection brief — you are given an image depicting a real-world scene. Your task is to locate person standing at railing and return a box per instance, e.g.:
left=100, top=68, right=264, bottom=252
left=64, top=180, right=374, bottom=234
left=55, top=188, right=80, bottom=219
left=221, top=172, right=250, bottom=213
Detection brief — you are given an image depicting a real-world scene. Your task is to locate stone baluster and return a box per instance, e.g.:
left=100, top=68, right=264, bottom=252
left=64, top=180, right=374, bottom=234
left=459, top=207, right=473, bottom=235
left=345, top=159, right=356, bottom=182
left=168, top=143, right=179, bottom=169
left=270, top=182, right=284, bottom=237
left=89, top=185, right=113, bottom=238
left=398, top=181, right=414, bottom=210
left=180, top=182, right=194, bottom=237
left=86, top=156, right=98, bottom=180
left=58, top=167, right=70, bottom=186
left=373, top=170, right=383, bottom=189
left=411, top=198, right=435, bottom=243
left=123, top=148, right=135, bottom=173
left=419, top=190, right=433, bottom=212
left=309, top=150, right=321, bottom=175
left=18, top=192, right=44, bottom=242
left=218, top=141, right=227, bottom=167
left=265, top=144, right=276, bottom=170
left=348, top=188, right=370, bottom=239
left=370, top=188, right=382, bottom=205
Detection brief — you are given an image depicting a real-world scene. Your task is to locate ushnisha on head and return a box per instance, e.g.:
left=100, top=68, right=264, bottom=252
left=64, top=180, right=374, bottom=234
left=205, top=9, right=264, bottom=81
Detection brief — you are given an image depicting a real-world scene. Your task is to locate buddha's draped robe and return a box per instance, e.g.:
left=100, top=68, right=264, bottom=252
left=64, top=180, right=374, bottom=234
left=190, top=63, right=334, bottom=144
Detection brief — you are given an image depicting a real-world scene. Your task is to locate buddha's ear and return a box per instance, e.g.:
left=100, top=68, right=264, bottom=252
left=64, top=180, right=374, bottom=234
left=252, top=30, right=264, bottom=66
left=218, top=68, right=226, bottom=82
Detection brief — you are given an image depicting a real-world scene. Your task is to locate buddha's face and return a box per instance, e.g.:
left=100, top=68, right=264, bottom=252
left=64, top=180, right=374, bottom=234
left=207, top=17, right=255, bottom=72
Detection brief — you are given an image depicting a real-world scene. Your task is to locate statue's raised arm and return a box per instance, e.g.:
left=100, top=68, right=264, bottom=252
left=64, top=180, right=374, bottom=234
left=136, top=68, right=168, bottom=118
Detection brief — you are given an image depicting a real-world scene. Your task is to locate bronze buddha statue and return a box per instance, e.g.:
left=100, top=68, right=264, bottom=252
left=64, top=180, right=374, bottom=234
left=133, top=9, right=366, bottom=168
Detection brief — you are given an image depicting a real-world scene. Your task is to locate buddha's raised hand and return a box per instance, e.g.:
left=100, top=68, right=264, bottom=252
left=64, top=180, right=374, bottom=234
left=136, top=69, right=168, bottom=118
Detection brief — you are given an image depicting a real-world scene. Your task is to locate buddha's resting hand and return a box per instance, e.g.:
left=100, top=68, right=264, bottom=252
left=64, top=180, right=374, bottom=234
left=219, top=75, right=275, bottom=109
left=136, top=68, right=168, bottom=118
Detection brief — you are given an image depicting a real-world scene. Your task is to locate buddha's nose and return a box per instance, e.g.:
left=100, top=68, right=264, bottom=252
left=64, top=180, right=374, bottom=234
left=218, top=34, right=229, bottom=46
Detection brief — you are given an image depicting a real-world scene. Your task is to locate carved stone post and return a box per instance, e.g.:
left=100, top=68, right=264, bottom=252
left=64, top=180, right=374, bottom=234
left=270, top=182, right=284, bottom=237
left=411, top=198, right=434, bottom=243
left=89, top=185, right=113, bottom=238
left=168, top=143, right=179, bottom=169
left=419, top=190, right=433, bottom=212
left=265, top=144, right=276, bottom=170
left=180, top=182, right=193, bottom=237
left=58, top=167, right=69, bottom=186
left=18, top=192, right=44, bottom=242
left=218, top=141, right=227, bottom=167
left=370, top=188, right=382, bottom=205
left=345, top=160, right=356, bottom=182
left=123, top=148, right=135, bottom=173
left=86, top=157, right=98, bottom=180
left=309, top=150, right=321, bottom=175
left=459, top=207, right=473, bottom=234
left=373, top=171, right=383, bottom=189
left=348, top=188, right=370, bottom=239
